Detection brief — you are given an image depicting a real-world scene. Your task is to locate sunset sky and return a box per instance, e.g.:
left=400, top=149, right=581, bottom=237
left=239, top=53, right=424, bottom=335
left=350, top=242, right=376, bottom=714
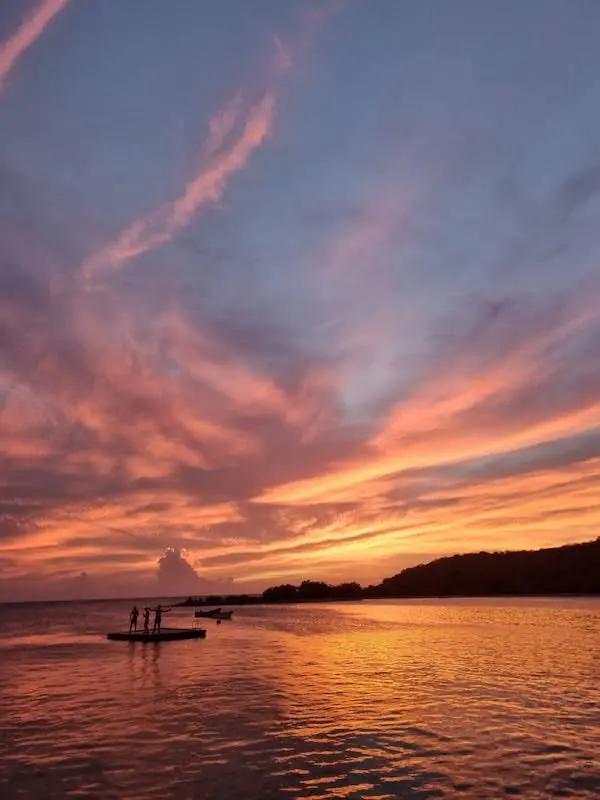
left=1, top=0, right=599, bottom=601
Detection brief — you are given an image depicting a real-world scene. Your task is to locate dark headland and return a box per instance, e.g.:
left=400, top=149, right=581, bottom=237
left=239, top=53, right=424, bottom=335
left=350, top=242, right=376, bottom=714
left=368, top=537, right=600, bottom=598
left=178, top=538, right=600, bottom=607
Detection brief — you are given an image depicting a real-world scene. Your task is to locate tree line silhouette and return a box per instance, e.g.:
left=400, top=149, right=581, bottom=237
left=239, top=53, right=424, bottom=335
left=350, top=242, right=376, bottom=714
left=261, top=538, right=599, bottom=601
left=368, top=537, right=600, bottom=597
left=178, top=539, right=599, bottom=606
left=262, top=580, right=363, bottom=602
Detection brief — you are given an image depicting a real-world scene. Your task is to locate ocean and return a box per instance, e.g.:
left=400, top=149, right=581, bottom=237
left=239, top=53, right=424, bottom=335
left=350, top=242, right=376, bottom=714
left=1, top=597, right=598, bottom=799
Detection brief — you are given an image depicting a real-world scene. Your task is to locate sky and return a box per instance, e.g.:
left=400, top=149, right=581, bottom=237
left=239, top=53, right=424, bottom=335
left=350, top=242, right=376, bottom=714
left=0, top=0, right=599, bottom=601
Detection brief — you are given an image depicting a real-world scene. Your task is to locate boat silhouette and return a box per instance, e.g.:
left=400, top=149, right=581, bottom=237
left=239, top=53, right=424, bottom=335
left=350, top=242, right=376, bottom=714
left=194, top=608, right=234, bottom=620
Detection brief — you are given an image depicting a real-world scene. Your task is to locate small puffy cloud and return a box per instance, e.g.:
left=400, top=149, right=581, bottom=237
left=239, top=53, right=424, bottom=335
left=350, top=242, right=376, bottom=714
left=156, top=546, right=205, bottom=594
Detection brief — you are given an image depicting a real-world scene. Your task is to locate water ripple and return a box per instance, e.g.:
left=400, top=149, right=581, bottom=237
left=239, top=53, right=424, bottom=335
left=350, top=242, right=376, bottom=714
left=0, top=598, right=598, bottom=799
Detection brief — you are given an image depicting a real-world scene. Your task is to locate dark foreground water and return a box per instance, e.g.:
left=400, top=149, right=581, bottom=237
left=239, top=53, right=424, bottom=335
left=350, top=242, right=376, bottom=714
left=0, top=598, right=598, bottom=799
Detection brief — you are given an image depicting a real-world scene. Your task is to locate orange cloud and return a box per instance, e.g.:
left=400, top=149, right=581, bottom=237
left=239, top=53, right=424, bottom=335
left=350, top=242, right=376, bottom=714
left=0, top=0, right=69, bottom=92
left=255, top=299, right=600, bottom=507
left=2, top=266, right=598, bottom=597
left=228, top=457, right=600, bottom=586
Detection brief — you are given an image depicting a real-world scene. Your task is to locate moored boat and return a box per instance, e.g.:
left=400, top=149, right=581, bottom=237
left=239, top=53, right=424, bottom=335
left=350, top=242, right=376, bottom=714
left=194, top=608, right=233, bottom=620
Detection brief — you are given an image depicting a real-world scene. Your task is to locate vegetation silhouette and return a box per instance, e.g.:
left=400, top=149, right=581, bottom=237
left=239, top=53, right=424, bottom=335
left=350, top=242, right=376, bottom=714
left=262, top=539, right=599, bottom=601
left=263, top=580, right=363, bottom=603
left=366, top=537, right=600, bottom=598
left=175, top=539, right=599, bottom=605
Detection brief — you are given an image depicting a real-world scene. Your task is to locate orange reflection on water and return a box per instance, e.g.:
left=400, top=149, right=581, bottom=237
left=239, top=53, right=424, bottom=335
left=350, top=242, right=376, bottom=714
left=1, top=600, right=599, bottom=799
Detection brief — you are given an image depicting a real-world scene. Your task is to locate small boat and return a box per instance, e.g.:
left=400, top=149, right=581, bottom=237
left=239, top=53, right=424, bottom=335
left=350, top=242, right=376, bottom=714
left=194, top=608, right=233, bottom=620
left=193, top=607, right=221, bottom=617
left=106, top=627, right=207, bottom=642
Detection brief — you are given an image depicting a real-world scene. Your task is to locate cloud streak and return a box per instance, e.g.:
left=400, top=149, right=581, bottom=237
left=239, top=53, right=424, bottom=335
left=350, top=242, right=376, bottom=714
left=79, top=3, right=329, bottom=284
left=81, top=92, right=276, bottom=282
left=0, top=0, right=69, bottom=92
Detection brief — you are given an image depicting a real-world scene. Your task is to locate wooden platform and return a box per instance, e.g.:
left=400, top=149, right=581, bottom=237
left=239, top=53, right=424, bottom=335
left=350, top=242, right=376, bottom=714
left=106, top=627, right=206, bottom=642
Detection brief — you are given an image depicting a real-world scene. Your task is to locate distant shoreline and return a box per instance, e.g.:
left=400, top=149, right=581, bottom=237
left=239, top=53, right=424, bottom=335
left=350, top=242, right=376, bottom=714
left=1, top=592, right=599, bottom=607
left=3, top=537, right=598, bottom=605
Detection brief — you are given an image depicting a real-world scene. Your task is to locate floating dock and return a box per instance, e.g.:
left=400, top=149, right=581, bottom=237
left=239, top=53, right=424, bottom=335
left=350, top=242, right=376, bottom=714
left=106, top=627, right=206, bottom=642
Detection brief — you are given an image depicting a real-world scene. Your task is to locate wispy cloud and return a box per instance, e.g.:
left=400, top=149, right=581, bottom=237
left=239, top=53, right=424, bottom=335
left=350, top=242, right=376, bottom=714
left=81, top=92, right=276, bottom=283
left=254, top=295, right=600, bottom=506
left=0, top=0, right=69, bottom=92
left=79, top=3, right=333, bottom=284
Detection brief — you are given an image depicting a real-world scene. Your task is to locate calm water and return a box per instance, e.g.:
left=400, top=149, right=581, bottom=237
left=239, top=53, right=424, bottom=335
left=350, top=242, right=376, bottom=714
left=0, top=598, right=598, bottom=799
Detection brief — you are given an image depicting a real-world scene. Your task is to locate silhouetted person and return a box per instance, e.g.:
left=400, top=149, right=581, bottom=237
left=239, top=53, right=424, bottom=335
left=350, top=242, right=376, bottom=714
left=142, top=607, right=151, bottom=634
left=129, top=605, right=139, bottom=632
left=152, top=604, right=170, bottom=634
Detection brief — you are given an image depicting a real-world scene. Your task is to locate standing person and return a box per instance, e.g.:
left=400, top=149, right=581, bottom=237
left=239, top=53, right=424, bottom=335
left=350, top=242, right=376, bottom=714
left=142, top=607, right=150, bottom=634
left=152, top=604, right=170, bottom=634
left=129, top=605, right=139, bottom=632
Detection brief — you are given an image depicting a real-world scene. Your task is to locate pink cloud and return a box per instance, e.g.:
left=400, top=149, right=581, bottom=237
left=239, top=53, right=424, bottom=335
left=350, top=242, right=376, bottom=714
left=81, top=92, right=276, bottom=283
left=0, top=0, right=69, bottom=92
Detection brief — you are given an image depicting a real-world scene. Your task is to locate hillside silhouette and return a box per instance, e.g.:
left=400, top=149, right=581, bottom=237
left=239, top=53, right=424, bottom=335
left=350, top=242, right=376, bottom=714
left=367, top=538, right=600, bottom=597
left=259, top=539, right=599, bottom=602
